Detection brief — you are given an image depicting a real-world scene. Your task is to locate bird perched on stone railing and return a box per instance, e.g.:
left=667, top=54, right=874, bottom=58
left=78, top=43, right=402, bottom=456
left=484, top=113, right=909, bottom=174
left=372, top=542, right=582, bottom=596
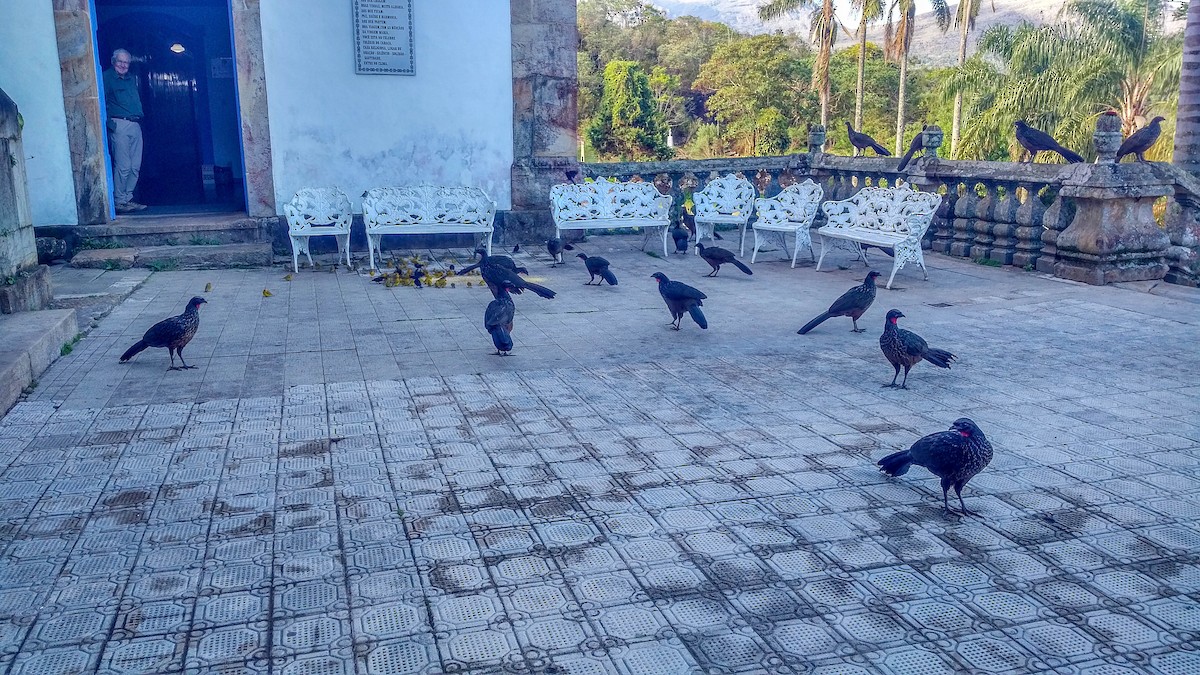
left=878, top=418, right=993, bottom=517
left=1013, top=121, right=1084, bottom=163
left=1117, top=116, right=1166, bottom=163
left=846, top=121, right=891, bottom=157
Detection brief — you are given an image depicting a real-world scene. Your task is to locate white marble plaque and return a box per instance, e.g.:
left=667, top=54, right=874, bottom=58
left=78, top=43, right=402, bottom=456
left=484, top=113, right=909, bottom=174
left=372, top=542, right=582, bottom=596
left=353, top=0, right=415, bottom=75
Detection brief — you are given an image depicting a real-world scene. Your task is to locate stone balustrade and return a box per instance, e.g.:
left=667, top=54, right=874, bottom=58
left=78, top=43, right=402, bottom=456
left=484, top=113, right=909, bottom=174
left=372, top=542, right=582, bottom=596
left=581, top=120, right=1200, bottom=286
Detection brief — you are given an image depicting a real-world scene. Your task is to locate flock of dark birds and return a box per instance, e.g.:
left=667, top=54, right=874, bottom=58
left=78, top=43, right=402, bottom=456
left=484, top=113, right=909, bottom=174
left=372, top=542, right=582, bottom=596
left=111, top=113, right=1166, bottom=516
left=850, top=113, right=1165, bottom=167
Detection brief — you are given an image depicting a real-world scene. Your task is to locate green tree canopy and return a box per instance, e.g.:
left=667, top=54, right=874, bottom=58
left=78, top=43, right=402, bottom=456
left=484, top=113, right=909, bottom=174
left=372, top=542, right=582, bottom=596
left=586, top=61, right=672, bottom=160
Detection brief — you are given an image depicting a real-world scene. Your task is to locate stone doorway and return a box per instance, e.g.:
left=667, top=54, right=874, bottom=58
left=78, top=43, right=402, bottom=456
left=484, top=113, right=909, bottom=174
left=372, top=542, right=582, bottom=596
left=94, top=0, right=246, bottom=217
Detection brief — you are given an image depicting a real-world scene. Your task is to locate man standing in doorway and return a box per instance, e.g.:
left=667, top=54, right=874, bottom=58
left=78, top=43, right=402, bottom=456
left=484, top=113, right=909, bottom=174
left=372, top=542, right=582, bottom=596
left=103, top=48, right=147, bottom=214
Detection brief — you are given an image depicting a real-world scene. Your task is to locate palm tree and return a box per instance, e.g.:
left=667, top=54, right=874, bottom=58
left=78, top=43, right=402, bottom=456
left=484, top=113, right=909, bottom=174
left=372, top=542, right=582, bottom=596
left=759, top=0, right=839, bottom=129
left=852, top=0, right=885, bottom=137
left=1172, top=0, right=1199, bottom=169
left=886, top=0, right=951, bottom=154
left=951, top=0, right=995, bottom=158
left=947, top=0, right=1182, bottom=161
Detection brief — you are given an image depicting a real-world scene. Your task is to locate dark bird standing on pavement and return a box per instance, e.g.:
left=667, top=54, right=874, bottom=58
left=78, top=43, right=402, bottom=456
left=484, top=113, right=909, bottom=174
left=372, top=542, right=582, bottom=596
left=545, top=238, right=574, bottom=265
left=878, top=418, right=993, bottom=517
left=120, top=296, right=207, bottom=370
left=798, top=270, right=880, bottom=334
left=1117, top=116, right=1165, bottom=162
left=1013, top=121, right=1084, bottom=163
left=670, top=221, right=690, bottom=254
left=651, top=272, right=707, bottom=330
left=475, top=248, right=556, bottom=300
left=577, top=253, right=618, bottom=285
left=896, top=125, right=926, bottom=172
left=696, top=244, right=753, bottom=277
left=458, top=248, right=528, bottom=277
left=846, top=121, right=892, bottom=157
left=879, top=309, right=956, bottom=389
left=484, top=280, right=516, bottom=356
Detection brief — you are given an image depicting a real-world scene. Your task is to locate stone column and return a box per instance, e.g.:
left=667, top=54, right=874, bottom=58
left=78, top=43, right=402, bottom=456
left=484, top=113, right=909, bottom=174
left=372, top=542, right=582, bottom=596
left=230, top=0, right=276, bottom=218
left=1053, top=117, right=1172, bottom=284
left=1173, top=0, right=1200, bottom=176
left=0, top=90, right=52, bottom=312
left=53, top=0, right=108, bottom=225
left=505, top=0, right=579, bottom=243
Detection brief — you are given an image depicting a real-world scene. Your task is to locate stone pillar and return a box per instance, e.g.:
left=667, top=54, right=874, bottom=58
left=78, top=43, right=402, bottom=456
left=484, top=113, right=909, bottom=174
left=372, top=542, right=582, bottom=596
left=1173, top=0, right=1200, bottom=176
left=0, top=90, right=52, bottom=312
left=1054, top=133, right=1172, bottom=284
left=806, top=125, right=826, bottom=154
left=230, top=0, right=276, bottom=218
left=53, top=0, right=109, bottom=225
left=505, top=0, right=579, bottom=243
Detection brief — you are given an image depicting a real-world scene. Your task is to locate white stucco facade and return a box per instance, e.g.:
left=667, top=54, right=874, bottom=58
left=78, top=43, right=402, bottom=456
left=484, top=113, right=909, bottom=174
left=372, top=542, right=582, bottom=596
left=260, top=0, right=515, bottom=212
left=0, top=1, right=81, bottom=226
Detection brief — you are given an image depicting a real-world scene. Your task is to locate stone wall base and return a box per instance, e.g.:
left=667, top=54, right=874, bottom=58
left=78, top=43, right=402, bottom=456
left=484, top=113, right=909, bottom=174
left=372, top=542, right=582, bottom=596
left=0, top=265, right=52, bottom=313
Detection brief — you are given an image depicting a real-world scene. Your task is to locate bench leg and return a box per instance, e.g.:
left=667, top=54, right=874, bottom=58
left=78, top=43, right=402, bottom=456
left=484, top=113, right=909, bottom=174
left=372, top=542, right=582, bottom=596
left=739, top=224, right=747, bottom=257
left=484, top=232, right=493, bottom=256
left=751, top=228, right=761, bottom=264
left=791, top=232, right=801, bottom=269
left=661, top=226, right=669, bottom=258
left=367, top=234, right=381, bottom=271
left=694, top=222, right=708, bottom=255
left=816, top=236, right=829, bottom=271
left=289, top=237, right=301, bottom=274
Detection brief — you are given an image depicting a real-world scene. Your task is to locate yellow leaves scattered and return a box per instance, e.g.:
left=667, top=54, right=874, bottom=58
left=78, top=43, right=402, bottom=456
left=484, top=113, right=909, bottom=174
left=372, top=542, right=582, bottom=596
left=204, top=282, right=212, bottom=293
left=262, top=289, right=273, bottom=297
left=283, top=274, right=293, bottom=281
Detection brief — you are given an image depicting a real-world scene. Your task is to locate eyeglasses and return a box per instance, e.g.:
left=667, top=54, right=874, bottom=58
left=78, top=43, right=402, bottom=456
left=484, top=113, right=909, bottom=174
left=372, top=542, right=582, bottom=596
left=115, top=60, right=131, bottom=65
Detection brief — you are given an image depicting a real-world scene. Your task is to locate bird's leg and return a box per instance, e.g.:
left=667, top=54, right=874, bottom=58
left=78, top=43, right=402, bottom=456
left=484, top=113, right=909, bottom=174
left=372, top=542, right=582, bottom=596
left=941, top=479, right=957, bottom=516
left=167, top=348, right=179, bottom=371
left=883, top=364, right=900, bottom=388
left=899, top=366, right=911, bottom=390
left=955, top=484, right=980, bottom=518
left=176, top=348, right=198, bottom=370
left=851, top=318, right=865, bottom=333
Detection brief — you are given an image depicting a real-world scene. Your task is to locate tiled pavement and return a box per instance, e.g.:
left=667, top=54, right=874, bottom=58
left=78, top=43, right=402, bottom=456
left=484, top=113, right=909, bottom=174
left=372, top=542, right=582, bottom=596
left=2, top=237, right=1199, bottom=674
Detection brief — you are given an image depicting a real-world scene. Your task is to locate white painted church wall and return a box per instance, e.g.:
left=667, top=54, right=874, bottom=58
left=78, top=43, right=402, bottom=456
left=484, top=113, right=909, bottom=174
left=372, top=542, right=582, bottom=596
left=260, top=0, right=514, bottom=212
left=0, top=0, right=81, bottom=226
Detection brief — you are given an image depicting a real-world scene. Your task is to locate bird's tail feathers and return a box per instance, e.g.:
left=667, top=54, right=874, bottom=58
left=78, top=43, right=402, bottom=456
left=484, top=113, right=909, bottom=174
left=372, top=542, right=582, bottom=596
left=524, top=281, right=557, bottom=299
left=563, top=243, right=575, bottom=251
left=871, top=142, right=892, bottom=156
left=925, top=348, right=957, bottom=369
left=688, top=304, right=708, bottom=329
left=601, top=269, right=618, bottom=286
left=1057, top=146, right=1084, bottom=163
left=877, top=450, right=912, bottom=476
left=119, top=340, right=148, bottom=363
left=897, top=148, right=917, bottom=171
left=489, top=326, right=513, bottom=353
left=731, top=259, right=753, bottom=275
left=797, top=312, right=831, bottom=335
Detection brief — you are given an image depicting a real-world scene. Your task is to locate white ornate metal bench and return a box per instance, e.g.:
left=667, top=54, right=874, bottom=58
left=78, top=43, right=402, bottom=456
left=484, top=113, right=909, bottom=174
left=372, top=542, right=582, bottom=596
left=693, top=173, right=756, bottom=255
left=817, top=180, right=942, bottom=289
left=550, top=179, right=672, bottom=257
left=284, top=187, right=353, bottom=273
left=751, top=179, right=823, bottom=268
left=362, top=185, right=496, bottom=271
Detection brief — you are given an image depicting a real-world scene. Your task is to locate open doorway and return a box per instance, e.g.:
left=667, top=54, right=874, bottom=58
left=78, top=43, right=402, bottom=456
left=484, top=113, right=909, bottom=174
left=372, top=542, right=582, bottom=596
left=95, top=0, right=244, bottom=216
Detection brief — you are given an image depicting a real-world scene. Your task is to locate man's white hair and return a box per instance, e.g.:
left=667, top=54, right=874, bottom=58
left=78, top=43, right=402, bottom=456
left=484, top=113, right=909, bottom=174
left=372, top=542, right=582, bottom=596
left=111, top=48, right=132, bottom=64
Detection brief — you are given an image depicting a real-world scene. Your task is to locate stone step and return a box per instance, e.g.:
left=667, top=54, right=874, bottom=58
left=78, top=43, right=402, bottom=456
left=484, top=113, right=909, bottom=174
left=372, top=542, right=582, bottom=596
left=70, top=243, right=273, bottom=270
left=39, top=213, right=264, bottom=248
left=0, top=308, right=78, bottom=415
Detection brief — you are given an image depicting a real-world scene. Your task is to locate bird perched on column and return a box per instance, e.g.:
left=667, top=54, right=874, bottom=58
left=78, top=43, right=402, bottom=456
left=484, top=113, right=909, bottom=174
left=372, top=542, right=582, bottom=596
left=896, top=125, right=926, bottom=172
left=119, top=296, right=207, bottom=370
left=1117, top=116, right=1166, bottom=162
left=484, top=280, right=516, bottom=355
left=651, top=272, right=707, bottom=330
left=545, top=238, right=574, bottom=266
left=797, top=270, right=880, bottom=334
left=669, top=221, right=690, bottom=254
left=879, top=309, right=956, bottom=389
left=877, top=418, right=993, bottom=517
left=696, top=244, right=752, bottom=277
left=1013, top=121, right=1084, bottom=163
left=576, top=253, right=618, bottom=285
left=846, top=121, right=891, bottom=157
left=476, top=248, right=556, bottom=300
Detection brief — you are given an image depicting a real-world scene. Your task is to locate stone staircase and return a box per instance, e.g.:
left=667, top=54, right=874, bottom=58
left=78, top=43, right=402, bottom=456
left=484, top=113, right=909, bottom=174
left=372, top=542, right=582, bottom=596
left=42, top=212, right=276, bottom=270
